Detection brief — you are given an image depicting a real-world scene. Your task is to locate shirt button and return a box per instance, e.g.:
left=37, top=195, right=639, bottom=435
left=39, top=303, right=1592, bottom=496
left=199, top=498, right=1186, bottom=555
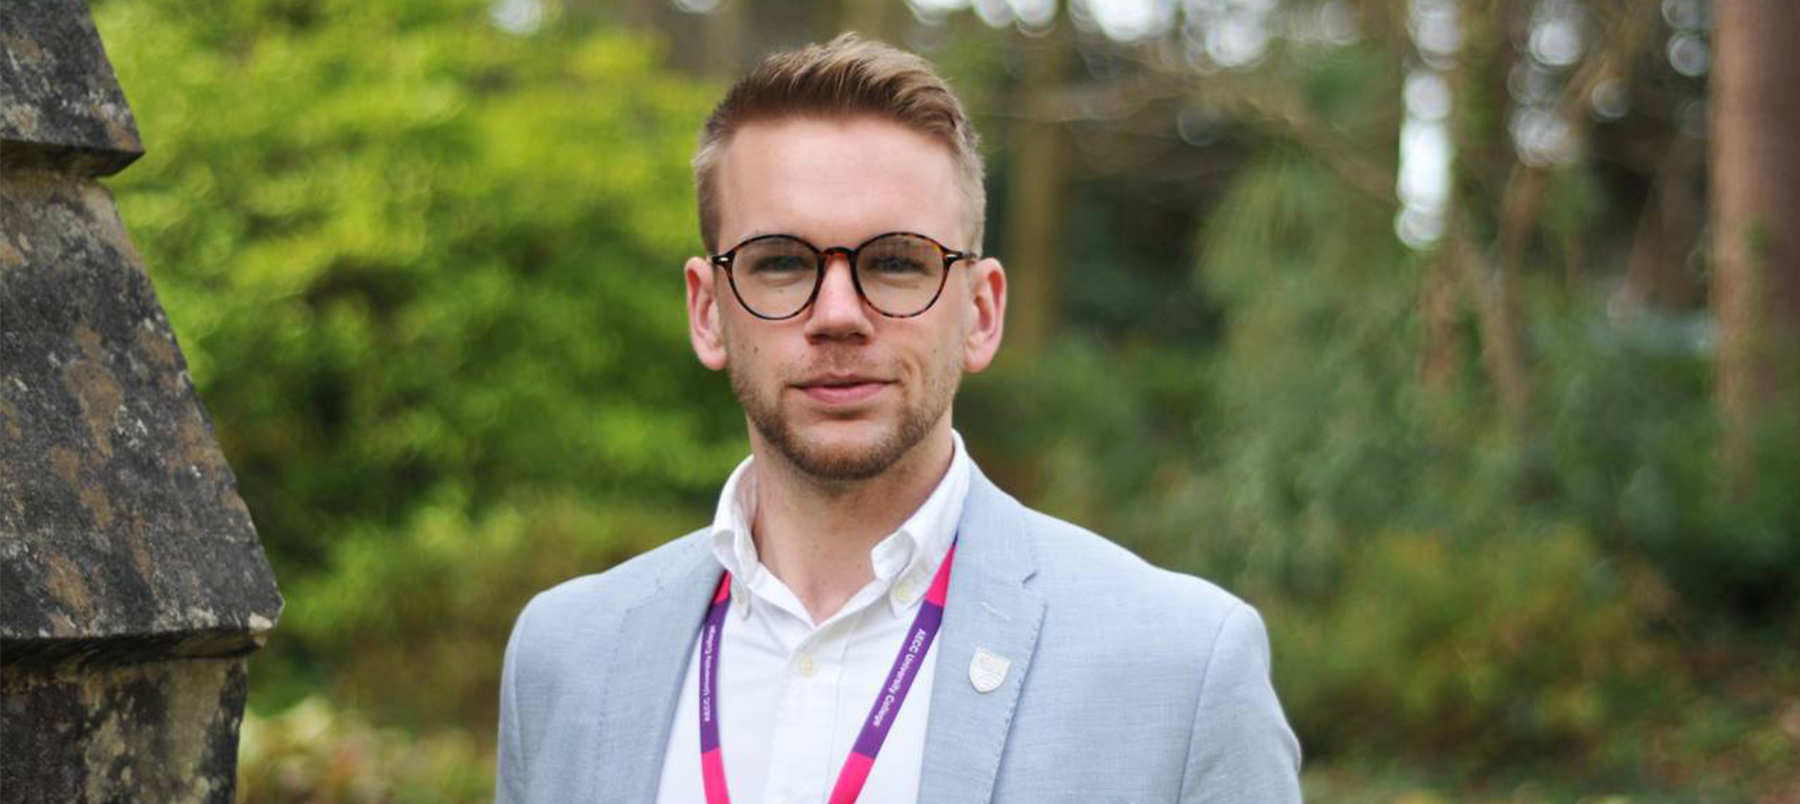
left=895, top=582, right=917, bottom=604
left=798, top=655, right=817, bottom=676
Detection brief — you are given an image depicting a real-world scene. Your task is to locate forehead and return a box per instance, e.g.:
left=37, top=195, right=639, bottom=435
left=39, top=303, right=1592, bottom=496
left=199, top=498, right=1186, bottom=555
left=714, top=115, right=968, bottom=250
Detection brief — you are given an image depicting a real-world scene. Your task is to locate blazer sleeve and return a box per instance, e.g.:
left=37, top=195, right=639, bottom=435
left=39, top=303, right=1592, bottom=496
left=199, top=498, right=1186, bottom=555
left=495, top=596, right=534, bottom=804
left=1179, top=602, right=1303, bottom=803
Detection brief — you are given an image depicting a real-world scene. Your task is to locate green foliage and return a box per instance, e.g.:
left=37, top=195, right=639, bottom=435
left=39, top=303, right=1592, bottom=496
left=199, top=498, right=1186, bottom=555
left=270, top=494, right=694, bottom=728
left=1536, top=303, right=1800, bottom=624
left=98, top=0, right=744, bottom=580
left=87, top=0, right=1799, bottom=798
left=94, top=0, right=744, bottom=731
left=1270, top=527, right=1668, bottom=764
left=969, top=140, right=1800, bottom=791
left=1184, top=152, right=1433, bottom=594
left=238, top=697, right=492, bottom=804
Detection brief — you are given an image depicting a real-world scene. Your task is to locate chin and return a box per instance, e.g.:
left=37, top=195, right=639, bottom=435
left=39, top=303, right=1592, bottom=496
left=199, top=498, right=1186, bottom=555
left=785, top=419, right=910, bottom=481
left=734, top=367, right=948, bottom=483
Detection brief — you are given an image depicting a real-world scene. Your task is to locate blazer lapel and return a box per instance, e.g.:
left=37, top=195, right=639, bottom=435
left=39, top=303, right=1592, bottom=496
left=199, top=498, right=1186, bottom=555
left=919, top=463, right=1046, bottom=803
left=595, top=535, right=721, bottom=801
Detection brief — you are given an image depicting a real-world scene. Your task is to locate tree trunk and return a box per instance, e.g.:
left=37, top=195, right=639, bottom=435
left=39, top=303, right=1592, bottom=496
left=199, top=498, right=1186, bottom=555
left=1623, top=133, right=1706, bottom=312
left=1444, top=0, right=1535, bottom=440
left=1711, top=0, right=1800, bottom=469
left=1002, top=29, right=1071, bottom=361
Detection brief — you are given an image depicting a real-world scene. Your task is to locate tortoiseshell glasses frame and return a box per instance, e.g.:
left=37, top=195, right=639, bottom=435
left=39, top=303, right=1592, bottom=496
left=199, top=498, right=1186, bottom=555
left=708, top=231, right=978, bottom=320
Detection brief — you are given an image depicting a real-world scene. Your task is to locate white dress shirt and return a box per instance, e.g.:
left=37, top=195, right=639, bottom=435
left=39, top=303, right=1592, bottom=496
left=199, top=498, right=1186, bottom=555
left=653, top=431, right=971, bottom=804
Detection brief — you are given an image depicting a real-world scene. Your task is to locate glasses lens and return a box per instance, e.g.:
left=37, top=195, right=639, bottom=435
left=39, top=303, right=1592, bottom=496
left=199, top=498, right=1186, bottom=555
left=854, top=234, right=947, bottom=316
left=732, top=236, right=818, bottom=318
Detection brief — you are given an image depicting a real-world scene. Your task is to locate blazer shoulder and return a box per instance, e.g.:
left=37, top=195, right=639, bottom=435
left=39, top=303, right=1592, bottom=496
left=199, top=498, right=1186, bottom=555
left=1020, top=505, right=1247, bottom=622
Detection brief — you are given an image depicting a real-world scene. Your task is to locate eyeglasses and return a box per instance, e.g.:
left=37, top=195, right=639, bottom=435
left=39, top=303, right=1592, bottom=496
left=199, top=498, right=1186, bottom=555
left=709, top=231, right=977, bottom=320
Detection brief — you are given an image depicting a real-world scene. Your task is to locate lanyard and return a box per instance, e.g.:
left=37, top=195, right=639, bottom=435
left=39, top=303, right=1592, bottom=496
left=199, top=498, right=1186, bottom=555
left=698, top=539, right=958, bottom=804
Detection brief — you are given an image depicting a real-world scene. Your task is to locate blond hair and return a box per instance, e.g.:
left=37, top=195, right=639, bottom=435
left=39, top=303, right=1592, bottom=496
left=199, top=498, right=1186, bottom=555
left=692, top=33, right=986, bottom=254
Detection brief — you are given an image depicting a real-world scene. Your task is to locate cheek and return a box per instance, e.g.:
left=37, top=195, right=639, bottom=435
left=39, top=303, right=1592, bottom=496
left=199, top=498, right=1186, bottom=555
left=721, top=324, right=779, bottom=379
left=913, top=323, right=966, bottom=382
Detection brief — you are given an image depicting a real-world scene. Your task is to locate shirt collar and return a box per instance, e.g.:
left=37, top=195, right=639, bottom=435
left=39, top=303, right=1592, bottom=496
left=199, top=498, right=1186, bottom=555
left=708, top=430, right=972, bottom=620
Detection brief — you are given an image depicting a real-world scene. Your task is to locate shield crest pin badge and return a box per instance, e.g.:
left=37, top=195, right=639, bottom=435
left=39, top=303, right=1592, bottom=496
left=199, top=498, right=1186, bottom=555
left=969, top=647, right=1010, bottom=693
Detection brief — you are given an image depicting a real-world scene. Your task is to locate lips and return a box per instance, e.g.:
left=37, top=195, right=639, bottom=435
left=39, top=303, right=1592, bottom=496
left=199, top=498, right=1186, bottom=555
left=793, top=375, right=893, bottom=406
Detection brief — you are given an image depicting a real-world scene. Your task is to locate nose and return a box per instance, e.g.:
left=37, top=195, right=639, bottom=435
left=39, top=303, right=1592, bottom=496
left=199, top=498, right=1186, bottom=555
left=803, top=252, right=874, bottom=341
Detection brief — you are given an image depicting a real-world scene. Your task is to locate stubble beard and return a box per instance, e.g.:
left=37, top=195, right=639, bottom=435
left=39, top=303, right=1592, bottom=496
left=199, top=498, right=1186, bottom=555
left=728, top=357, right=959, bottom=483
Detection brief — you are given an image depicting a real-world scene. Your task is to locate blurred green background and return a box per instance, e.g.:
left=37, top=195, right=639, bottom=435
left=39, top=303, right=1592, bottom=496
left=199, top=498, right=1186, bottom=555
left=89, top=0, right=1800, bottom=799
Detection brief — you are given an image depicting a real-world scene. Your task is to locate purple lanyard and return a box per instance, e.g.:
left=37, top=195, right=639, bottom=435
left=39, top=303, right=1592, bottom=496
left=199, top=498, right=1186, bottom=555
left=698, top=539, right=958, bottom=804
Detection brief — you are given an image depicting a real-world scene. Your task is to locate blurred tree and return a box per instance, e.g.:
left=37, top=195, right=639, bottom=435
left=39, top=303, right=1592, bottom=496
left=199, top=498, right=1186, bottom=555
left=1710, top=0, right=1800, bottom=473
left=1000, top=21, right=1074, bottom=360
left=99, top=0, right=743, bottom=578
left=94, top=0, right=747, bottom=722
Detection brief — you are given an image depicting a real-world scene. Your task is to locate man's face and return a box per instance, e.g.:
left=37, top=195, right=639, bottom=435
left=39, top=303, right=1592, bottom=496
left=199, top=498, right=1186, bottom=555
left=684, top=115, right=1005, bottom=482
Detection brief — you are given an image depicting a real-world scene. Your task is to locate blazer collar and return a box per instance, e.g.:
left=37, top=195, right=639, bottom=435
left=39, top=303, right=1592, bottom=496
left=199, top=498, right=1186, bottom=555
left=919, top=460, right=1046, bottom=802
left=596, top=532, right=719, bottom=800
left=596, top=460, right=1043, bottom=801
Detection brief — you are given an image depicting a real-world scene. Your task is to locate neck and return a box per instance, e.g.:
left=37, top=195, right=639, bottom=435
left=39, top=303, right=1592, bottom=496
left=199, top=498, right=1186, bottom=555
left=748, top=424, right=955, bottom=625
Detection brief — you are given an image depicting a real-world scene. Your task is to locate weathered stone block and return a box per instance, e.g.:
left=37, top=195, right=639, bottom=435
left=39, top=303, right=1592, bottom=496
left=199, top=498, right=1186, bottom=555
left=3, top=0, right=283, bottom=800
left=1, top=171, right=282, bottom=668
left=2, top=659, right=248, bottom=804
left=0, top=0, right=143, bottom=175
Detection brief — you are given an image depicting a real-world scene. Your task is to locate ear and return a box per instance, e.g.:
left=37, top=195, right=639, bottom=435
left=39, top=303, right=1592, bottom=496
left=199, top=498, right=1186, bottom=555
left=686, top=256, right=728, bottom=371
left=961, top=257, right=1006, bottom=373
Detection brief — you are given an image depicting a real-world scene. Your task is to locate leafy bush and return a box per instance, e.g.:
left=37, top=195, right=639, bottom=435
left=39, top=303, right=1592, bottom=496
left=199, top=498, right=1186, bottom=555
left=264, top=495, right=695, bottom=729
left=1269, top=526, right=1672, bottom=764
left=1537, top=305, right=1800, bottom=624
left=238, top=696, right=491, bottom=804
left=95, top=0, right=742, bottom=727
left=98, top=0, right=745, bottom=581
left=965, top=144, right=1800, bottom=792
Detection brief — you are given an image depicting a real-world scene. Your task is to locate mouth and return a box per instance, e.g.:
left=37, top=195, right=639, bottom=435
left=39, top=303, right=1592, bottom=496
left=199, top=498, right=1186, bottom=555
left=792, top=374, right=894, bottom=407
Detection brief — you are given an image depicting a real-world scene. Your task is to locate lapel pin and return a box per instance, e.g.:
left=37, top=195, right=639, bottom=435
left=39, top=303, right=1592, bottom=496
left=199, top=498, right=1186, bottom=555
left=969, top=647, right=1010, bottom=693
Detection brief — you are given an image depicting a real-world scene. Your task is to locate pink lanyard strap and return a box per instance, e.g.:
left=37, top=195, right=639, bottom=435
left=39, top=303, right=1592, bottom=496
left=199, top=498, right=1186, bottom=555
left=698, top=539, right=958, bottom=804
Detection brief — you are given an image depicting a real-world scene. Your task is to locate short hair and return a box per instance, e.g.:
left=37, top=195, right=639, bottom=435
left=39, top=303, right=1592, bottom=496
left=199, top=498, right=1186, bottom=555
left=692, top=33, right=986, bottom=255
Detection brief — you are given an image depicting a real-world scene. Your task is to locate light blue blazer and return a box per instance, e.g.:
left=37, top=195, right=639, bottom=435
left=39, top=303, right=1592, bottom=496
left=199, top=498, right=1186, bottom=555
left=496, top=463, right=1303, bottom=802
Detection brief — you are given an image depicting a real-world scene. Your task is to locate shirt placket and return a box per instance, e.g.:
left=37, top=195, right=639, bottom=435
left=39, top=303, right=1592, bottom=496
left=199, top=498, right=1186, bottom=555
left=764, top=612, right=851, bottom=804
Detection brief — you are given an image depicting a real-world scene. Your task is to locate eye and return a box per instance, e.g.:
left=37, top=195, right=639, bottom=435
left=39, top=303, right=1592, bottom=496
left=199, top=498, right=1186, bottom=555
left=748, top=254, right=811, bottom=275
left=865, top=255, right=929, bottom=275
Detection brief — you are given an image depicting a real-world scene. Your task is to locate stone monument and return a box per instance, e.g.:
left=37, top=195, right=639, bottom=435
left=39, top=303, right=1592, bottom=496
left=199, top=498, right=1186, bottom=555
left=1, top=0, right=284, bottom=800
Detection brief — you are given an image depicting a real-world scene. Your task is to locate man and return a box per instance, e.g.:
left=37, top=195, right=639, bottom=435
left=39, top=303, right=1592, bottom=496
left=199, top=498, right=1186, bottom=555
left=496, top=34, right=1301, bottom=803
